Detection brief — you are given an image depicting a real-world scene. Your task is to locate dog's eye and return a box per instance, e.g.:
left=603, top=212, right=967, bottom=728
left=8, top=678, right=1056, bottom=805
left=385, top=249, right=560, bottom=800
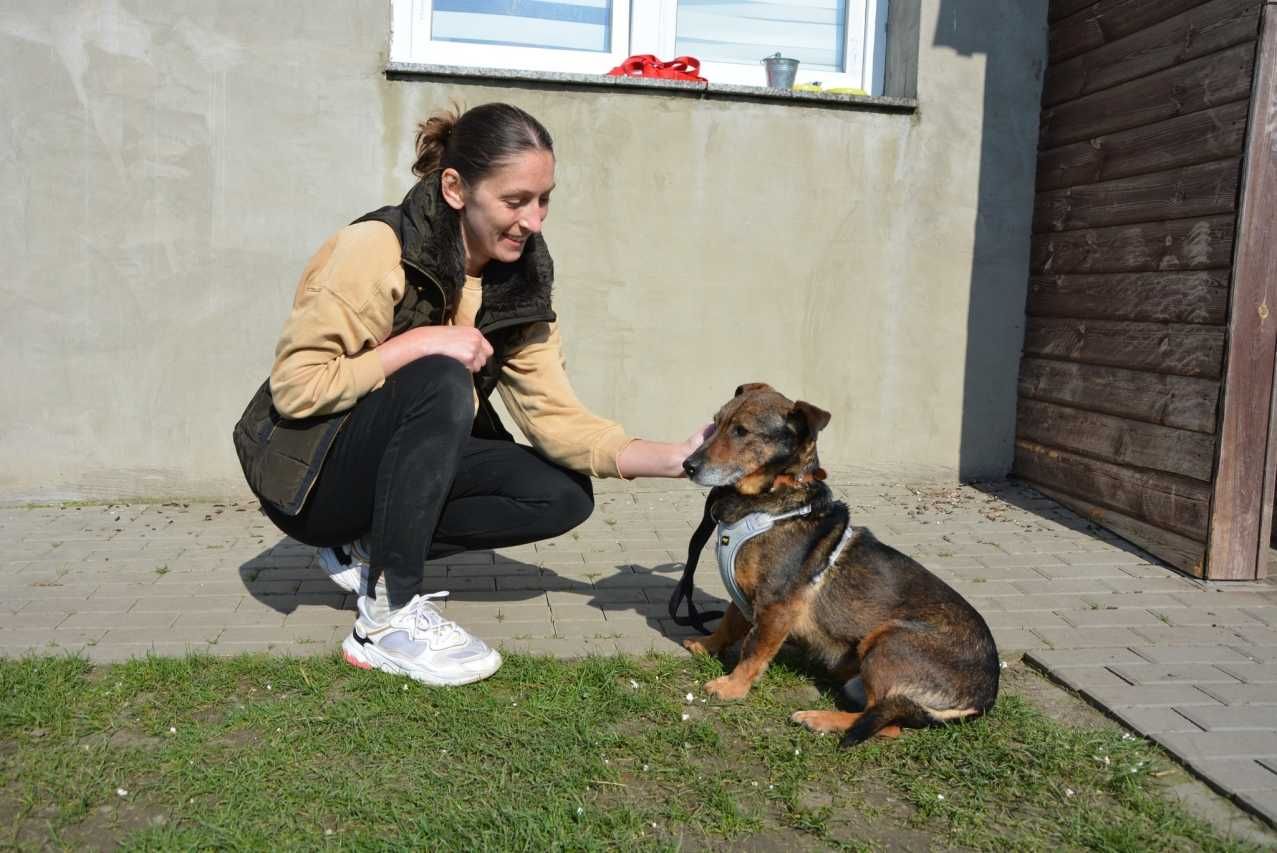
left=732, top=425, right=749, bottom=438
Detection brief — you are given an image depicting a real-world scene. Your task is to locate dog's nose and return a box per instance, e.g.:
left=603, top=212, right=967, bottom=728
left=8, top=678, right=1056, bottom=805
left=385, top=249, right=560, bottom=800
left=682, top=458, right=698, bottom=478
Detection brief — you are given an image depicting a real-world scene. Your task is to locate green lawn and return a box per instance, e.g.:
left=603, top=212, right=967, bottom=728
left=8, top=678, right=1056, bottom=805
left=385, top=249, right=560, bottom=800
left=0, top=651, right=1259, bottom=851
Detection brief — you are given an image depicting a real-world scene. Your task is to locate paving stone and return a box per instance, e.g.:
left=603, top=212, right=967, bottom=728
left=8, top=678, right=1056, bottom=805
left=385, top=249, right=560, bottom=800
left=1033, top=626, right=1151, bottom=649
left=1104, top=706, right=1204, bottom=735
left=102, top=626, right=224, bottom=645
left=982, top=611, right=1073, bottom=630
left=20, top=596, right=136, bottom=614
left=1107, top=664, right=1244, bottom=686
left=1082, top=684, right=1224, bottom=708
left=989, top=629, right=1048, bottom=652
left=1132, top=626, right=1252, bottom=646
left=996, top=594, right=1096, bottom=612
left=1058, top=608, right=1164, bottom=629
left=1192, top=759, right=1277, bottom=792
left=1213, top=663, right=1277, bottom=684
left=1197, top=684, right=1277, bottom=706
left=1243, top=608, right=1277, bottom=628
left=1026, top=647, right=1149, bottom=669
left=1233, top=646, right=1277, bottom=664
left=1131, top=645, right=1260, bottom=665
left=60, top=611, right=177, bottom=630
left=1080, top=593, right=1187, bottom=610
left=1154, top=609, right=1265, bottom=628
left=1100, top=577, right=1203, bottom=595
left=131, top=595, right=243, bottom=613
left=1045, top=665, right=1133, bottom=692
left=1151, top=731, right=1277, bottom=761
left=1234, top=789, right=1277, bottom=827
left=1176, top=706, right=1277, bottom=733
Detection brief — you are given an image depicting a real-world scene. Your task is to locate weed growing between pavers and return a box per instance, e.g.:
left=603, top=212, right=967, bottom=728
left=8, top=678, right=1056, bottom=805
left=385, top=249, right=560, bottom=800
left=0, top=653, right=1260, bottom=851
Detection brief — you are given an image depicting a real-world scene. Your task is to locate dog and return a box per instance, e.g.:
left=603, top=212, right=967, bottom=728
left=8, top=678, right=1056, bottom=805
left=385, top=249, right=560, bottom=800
left=680, top=383, right=999, bottom=747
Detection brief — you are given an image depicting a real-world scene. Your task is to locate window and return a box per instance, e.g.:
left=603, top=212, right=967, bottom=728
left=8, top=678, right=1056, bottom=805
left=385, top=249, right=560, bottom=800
left=391, top=0, right=889, bottom=95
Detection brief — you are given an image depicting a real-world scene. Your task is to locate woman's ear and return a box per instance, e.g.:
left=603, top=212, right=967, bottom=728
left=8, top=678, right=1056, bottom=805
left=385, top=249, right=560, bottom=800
left=440, top=168, right=466, bottom=211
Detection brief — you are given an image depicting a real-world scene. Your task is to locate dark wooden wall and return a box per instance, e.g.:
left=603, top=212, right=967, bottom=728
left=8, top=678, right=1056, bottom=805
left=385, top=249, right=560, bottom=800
left=1014, top=0, right=1265, bottom=574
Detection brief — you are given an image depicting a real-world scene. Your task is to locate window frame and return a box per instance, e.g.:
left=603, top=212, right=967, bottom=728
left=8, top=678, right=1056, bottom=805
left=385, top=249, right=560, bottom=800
left=390, top=0, right=888, bottom=95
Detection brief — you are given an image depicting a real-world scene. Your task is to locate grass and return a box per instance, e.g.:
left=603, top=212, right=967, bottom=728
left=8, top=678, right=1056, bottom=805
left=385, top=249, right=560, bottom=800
left=0, top=652, right=1261, bottom=851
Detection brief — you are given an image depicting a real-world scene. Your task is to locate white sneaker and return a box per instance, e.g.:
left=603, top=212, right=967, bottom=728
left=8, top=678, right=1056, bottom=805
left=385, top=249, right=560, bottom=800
left=341, top=592, right=503, bottom=686
left=317, top=541, right=370, bottom=595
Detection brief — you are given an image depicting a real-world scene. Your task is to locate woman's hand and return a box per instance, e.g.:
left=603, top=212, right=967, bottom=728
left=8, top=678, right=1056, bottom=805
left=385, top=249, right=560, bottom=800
left=616, top=422, right=715, bottom=479
left=377, top=326, right=493, bottom=377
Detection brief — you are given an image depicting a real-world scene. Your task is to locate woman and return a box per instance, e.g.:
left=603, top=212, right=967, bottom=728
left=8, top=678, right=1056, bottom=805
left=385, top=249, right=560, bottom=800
left=233, top=103, right=705, bottom=686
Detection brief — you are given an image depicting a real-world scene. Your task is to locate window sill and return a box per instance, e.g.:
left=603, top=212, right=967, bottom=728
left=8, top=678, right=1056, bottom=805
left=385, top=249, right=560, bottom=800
left=385, top=62, right=917, bottom=113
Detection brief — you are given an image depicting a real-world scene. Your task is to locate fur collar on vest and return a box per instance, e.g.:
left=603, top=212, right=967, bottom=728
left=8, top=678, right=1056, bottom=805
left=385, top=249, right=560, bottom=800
left=397, top=175, right=554, bottom=319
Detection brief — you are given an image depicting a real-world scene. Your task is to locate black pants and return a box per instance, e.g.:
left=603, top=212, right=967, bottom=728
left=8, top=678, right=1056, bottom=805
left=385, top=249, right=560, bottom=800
left=261, top=355, right=594, bottom=607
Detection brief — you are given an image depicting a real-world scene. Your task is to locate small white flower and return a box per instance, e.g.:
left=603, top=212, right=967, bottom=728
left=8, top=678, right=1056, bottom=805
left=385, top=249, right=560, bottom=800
left=681, top=713, right=690, bottom=721
left=1121, top=733, right=1134, bottom=741
left=794, top=748, right=800, bottom=756
left=576, top=807, right=584, bottom=817
left=752, top=781, right=758, bottom=787
left=325, top=829, right=334, bottom=836
left=266, top=683, right=272, bottom=691
left=512, top=702, right=518, bottom=707
left=402, top=684, right=408, bottom=691
left=642, top=764, right=650, bottom=772
left=685, top=692, right=695, bottom=702
left=999, top=660, right=1008, bottom=670
left=768, top=784, right=774, bottom=790
left=116, top=788, right=128, bottom=798
left=937, top=794, right=945, bottom=801
left=650, top=822, right=658, bottom=829
left=168, top=726, right=176, bottom=734
left=629, top=679, right=640, bottom=689
left=1103, top=756, right=1110, bottom=767
left=1065, top=788, right=1075, bottom=798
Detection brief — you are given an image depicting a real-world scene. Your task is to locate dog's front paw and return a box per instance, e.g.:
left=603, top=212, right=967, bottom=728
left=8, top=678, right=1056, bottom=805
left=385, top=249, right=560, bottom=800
left=704, top=675, right=750, bottom=701
left=682, top=637, right=712, bottom=655
left=790, top=709, right=857, bottom=734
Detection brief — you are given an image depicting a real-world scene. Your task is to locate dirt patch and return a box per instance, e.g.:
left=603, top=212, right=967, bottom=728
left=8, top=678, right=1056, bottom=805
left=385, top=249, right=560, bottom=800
left=1000, top=660, right=1120, bottom=732
left=77, top=729, right=165, bottom=752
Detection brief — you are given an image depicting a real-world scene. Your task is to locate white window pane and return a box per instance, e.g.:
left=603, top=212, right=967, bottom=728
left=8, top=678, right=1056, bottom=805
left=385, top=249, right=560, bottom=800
left=675, top=0, right=846, bottom=71
left=432, top=0, right=613, bottom=53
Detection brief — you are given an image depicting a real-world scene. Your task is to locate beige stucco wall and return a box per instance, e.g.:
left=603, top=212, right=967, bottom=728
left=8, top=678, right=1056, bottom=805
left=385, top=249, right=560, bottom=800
left=0, top=0, right=1045, bottom=502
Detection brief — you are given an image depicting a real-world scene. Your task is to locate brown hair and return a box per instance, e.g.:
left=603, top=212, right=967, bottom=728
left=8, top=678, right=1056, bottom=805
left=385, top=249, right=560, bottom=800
left=412, top=102, right=554, bottom=184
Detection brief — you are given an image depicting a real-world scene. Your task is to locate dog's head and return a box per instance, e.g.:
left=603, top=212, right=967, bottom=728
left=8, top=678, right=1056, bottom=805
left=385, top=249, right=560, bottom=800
left=682, top=383, right=830, bottom=494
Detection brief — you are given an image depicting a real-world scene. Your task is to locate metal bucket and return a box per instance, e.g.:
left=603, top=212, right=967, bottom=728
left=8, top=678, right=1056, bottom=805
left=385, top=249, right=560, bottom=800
left=762, top=53, right=799, bottom=89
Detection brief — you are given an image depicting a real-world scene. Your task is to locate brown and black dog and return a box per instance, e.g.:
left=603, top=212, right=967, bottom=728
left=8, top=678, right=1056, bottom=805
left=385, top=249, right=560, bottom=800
left=680, top=383, right=999, bottom=747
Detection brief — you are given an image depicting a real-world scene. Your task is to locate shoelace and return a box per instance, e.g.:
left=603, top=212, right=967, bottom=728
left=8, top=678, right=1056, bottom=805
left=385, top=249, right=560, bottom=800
left=405, top=592, right=466, bottom=649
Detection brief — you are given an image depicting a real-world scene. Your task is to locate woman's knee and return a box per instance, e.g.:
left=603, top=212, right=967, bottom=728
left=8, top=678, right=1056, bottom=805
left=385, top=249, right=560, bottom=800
left=544, top=471, right=594, bottom=534
left=390, top=355, right=474, bottom=427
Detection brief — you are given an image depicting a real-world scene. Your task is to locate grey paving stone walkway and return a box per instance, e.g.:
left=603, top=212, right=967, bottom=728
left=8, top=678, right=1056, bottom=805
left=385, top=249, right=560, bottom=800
left=3, top=477, right=1276, bottom=828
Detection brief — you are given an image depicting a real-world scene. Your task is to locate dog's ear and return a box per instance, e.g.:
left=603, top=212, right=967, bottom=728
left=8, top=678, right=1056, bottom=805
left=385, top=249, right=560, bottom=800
left=734, top=382, right=773, bottom=397
left=788, top=400, right=831, bottom=438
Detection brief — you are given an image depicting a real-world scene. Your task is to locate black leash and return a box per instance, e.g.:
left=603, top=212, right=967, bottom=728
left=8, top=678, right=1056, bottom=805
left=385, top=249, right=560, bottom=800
left=667, top=493, right=723, bottom=635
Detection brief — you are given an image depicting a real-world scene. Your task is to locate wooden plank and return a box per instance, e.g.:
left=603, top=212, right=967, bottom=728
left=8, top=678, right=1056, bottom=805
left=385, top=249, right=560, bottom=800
left=1018, top=357, right=1220, bottom=433
left=1045, top=0, right=1260, bottom=106
left=1040, top=41, right=1256, bottom=148
left=1207, top=4, right=1277, bottom=581
left=1051, top=0, right=1213, bottom=63
left=1034, top=158, right=1240, bottom=232
left=1050, top=0, right=1099, bottom=25
left=1014, top=439, right=1211, bottom=540
left=1023, top=318, right=1226, bottom=379
left=1026, top=480, right=1206, bottom=574
left=1027, top=270, right=1230, bottom=324
left=1017, top=398, right=1217, bottom=481
left=1030, top=215, right=1236, bottom=274
left=1037, top=101, right=1250, bottom=191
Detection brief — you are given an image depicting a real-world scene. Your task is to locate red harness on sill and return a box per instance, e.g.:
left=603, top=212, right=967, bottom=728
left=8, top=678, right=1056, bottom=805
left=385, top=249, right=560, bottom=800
left=607, top=54, right=707, bottom=82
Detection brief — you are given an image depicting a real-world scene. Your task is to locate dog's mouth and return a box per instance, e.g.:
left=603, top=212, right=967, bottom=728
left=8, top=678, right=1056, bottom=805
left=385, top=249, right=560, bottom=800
left=687, top=464, right=742, bottom=487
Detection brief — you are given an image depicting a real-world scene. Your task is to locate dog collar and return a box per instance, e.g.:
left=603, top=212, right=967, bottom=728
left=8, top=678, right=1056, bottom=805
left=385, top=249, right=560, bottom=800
left=716, top=505, right=812, bottom=622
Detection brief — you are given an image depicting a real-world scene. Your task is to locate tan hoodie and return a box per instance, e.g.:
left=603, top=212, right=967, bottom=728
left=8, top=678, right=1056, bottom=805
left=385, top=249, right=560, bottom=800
left=269, top=221, right=633, bottom=478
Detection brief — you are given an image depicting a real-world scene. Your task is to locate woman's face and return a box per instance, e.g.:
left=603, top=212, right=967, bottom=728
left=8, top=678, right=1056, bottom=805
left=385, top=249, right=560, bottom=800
left=444, top=149, right=555, bottom=274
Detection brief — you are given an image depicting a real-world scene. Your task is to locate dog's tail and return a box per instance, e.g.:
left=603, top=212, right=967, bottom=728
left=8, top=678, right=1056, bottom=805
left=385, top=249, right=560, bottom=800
left=839, top=695, right=935, bottom=748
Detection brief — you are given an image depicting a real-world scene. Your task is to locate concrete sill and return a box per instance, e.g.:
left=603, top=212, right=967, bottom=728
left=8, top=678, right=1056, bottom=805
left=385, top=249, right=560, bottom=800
left=385, top=62, right=918, bottom=113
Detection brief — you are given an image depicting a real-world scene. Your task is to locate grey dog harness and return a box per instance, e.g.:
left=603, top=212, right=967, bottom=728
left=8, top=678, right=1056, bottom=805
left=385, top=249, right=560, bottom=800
left=717, top=506, right=856, bottom=622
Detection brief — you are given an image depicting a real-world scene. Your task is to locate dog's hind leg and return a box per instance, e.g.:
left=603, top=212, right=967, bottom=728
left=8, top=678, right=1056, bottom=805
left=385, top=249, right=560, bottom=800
left=838, top=696, right=930, bottom=748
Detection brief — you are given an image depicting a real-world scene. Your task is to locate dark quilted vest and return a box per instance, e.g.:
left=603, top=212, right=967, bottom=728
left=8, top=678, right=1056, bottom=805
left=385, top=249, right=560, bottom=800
left=232, top=177, right=555, bottom=516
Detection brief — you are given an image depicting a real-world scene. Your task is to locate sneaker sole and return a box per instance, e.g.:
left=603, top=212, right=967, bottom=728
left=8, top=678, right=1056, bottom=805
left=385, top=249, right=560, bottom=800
left=340, top=633, right=502, bottom=687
